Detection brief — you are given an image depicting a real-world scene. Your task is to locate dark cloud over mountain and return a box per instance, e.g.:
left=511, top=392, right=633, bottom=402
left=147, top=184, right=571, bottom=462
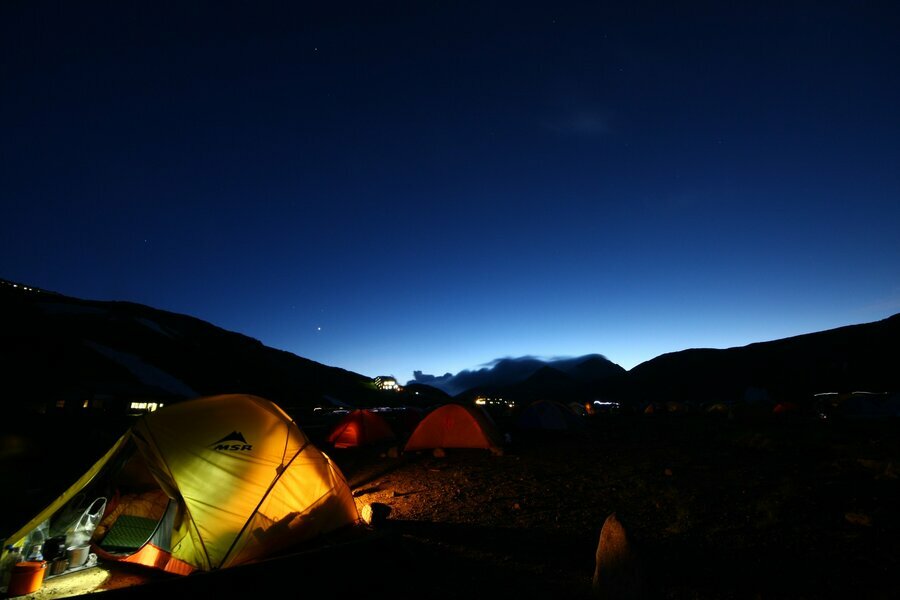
left=410, top=354, right=624, bottom=397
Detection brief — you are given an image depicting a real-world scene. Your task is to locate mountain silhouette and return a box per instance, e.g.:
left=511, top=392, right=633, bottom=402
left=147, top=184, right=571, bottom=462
left=412, top=354, right=626, bottom=397
left=3, top=277, right=897, bottom=418
left=606, top=313, right=900, bottom=407
left=0, top=278, right=385, bottom=417
left=412, top=315, right=900, bottom=410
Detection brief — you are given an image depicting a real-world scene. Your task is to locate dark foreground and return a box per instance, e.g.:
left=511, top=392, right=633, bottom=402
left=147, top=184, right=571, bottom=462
left=3, top=411, right=899, bottom=599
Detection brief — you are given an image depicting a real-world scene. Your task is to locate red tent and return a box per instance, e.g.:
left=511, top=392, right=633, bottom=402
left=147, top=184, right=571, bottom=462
left=326, top=409, right=397, bottom=448
left=403, top=403, right=503, bottom=455
left=772, top=401, right=800, bottom=415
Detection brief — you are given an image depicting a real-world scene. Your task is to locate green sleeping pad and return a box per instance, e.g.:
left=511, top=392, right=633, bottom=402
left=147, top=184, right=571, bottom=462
left=100, top=515, right=158, bottom=550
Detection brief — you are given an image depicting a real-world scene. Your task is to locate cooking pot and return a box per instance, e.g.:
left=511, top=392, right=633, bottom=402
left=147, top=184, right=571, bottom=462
left=47, top=558, right=69, bottom=576
left=66, top=545, right=90, bottom=568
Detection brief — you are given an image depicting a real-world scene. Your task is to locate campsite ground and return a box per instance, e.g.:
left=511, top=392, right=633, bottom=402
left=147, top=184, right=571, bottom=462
left=3, top=410, right=900, bottom=599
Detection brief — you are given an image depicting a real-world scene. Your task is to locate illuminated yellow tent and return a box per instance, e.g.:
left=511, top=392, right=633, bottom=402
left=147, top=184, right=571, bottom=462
left=1, top=394, right=360, bottom=574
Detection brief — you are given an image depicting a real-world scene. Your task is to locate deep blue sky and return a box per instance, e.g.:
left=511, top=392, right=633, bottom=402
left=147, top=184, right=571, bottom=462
left=2, top=1, right=899, bottom=384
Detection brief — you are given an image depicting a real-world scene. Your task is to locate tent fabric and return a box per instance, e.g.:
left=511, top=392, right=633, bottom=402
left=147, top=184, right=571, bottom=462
left=326, top=409, right=397, bottom=448
left=516, top=400, right=586, bottom=431
left=4, top=435, right=130, bottom=554
left=403, top=403, right=503, bottom=454
left=2, top=394, right=360, bottom=575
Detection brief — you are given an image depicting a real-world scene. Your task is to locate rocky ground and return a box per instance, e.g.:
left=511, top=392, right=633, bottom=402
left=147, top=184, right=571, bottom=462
left=333, top=413, right=900, bottom=599
left=4, top=411, right=900, bottom=599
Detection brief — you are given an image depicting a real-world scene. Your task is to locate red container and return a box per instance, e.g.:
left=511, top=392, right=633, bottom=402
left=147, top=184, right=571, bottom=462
left=7, top=561, right=47, bottom=596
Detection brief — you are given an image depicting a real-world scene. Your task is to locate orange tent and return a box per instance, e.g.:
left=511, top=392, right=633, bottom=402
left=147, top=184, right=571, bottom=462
left=403, top=403, right=504, bottom=455
left=326, top=409, right=397, bottom=448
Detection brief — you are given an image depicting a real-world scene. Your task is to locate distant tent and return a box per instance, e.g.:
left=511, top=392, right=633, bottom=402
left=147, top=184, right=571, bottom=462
left=665, top=401, right=690, bottom=415
left=326, top=409, right=397, bottom=448
left=403, top=403, right=504, bottom=455
left=705, top=402, right=732, bottom=416
left=772, top=401, right=800, bottom=415
left=516, top=399, right=586, bottom=431
left=567, top=401, right=589, bottom=417
left=1, top=394, right=360, bottom=575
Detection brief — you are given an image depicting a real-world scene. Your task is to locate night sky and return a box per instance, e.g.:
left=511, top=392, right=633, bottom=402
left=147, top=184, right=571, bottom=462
left=2, top=2, right=899, bottom=384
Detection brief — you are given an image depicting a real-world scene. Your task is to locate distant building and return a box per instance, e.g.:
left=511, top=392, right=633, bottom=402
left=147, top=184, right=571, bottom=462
left=474, top=395, right=514, bottom=409
left=374, top=375, right=400, bottom=391
left=474, top=395, right=516, bottom=417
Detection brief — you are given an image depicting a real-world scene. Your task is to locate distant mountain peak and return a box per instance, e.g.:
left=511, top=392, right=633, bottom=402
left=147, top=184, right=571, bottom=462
left=409, top=354, right=624, bottom=397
